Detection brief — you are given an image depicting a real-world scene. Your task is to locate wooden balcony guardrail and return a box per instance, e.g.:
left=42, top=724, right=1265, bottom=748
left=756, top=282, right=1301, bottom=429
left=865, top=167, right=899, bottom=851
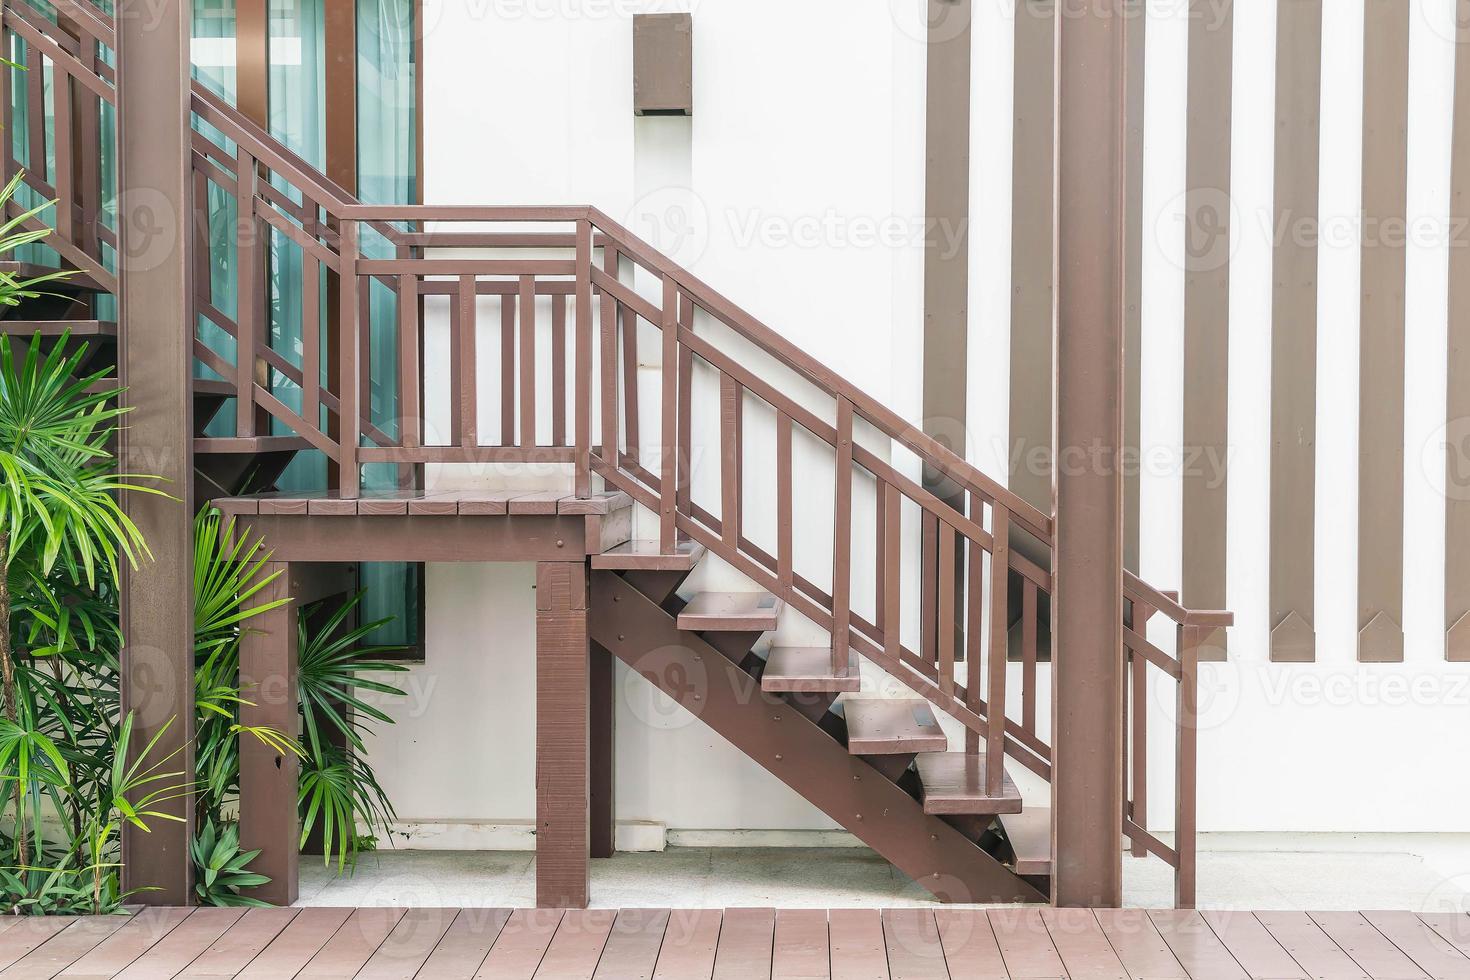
left=3, top=0, right=1229, bottom=908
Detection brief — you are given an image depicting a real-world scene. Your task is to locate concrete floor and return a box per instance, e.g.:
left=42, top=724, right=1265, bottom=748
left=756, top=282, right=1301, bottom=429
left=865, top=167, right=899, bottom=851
left=296, top=834, right=1470, bottom=910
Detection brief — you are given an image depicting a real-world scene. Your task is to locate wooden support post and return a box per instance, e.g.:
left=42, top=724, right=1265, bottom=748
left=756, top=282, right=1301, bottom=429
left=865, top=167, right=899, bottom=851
left=536, top=561, right=591, bottom=908
left=238, top=562, right=300, bottom=907
left=116, top=0, right=195, bottom=906
left=1053, top=0, right=1126, bottom=908
left=589, top=642, right=616, bottom=860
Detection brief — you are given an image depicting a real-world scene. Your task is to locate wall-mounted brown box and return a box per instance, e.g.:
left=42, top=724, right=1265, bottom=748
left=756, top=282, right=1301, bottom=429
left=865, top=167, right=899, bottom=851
left=633, top=13, right=692, bottom=116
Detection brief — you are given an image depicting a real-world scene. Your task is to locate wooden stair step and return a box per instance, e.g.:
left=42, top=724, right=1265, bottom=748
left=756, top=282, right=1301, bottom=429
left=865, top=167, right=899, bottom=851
left=843, top=699, right=947, bottom=755
left=761, top=647, right=860, bottom=693
left=0, top=261, right=106, bottom=292
left=0, top=319, right=116, bottom=337
left=592, top=538, right=706, bottom=571
left=194, top=436, right=312, bottom=454
left=998, top=806, right=1051, bottom=875
left=914, top=752, right=1022, bottom=815
left=676, top=591, right=782, bottom=632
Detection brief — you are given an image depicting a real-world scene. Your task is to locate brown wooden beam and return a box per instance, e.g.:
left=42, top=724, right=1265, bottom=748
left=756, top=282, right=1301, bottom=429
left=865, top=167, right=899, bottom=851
left=235, top=0, right=268, bottom=128
left=231, top=514, right=592, bottom=563
left=238, top=562, right=299, bottom=906
left=1052, top=0, right=1126, bottom=908
left=589, top=642, right=616, bottom=859
left=116, top=0, right=195, bottom=906
left=536, top=561, right=591, bottom=909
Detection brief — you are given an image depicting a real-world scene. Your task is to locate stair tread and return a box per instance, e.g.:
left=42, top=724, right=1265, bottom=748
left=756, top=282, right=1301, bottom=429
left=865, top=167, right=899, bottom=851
left=0, top=319, right=116, bottom=336
left=761, top=647, right=860, bottom=693
left=999, top=806, right=1051, bottom=875
left=592, top=538, right=706, bottom=571
left=193, top=378, right=234, bottom=396
left=677, top=591, right=782, bottom=632
left=843, top=699, right=947, bottom=755
left=914, top=752, right=1022, bottom=815
left=194, top=435, right=311, bottom=453
left=0, top=262, right=106, bottom=292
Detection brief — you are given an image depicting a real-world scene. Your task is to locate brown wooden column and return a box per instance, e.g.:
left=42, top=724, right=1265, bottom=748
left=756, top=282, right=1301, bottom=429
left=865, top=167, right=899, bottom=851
left=1448, top=0, right=1470, bottom=662
left=239, top=562, right=299, bottom=907
left=589, top=642, right=616, bottom=858
left=116, top=0, right=195, bottom=906
left=1269, top=0, right=1323, bottom=662
left=1123, top=0, right=1145, bottom=575
left=1181, top=0, right=1233, bottom=662
left=1357, top=0, right=1410, bottom=663
left=1052, top=0, right=1126, bottom=909
left=536, top=561, right=591, bottom=908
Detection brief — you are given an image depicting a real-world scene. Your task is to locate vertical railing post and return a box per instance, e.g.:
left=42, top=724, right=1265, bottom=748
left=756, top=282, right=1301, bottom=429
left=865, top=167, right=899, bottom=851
left=832, top=397, right=854, bottom=674
left=337, top=219, right=360, bottom=496
left=598, top=240, right=619, bottom=470
left=987, top=506, right=1009, bottom=795
left=233, top=145, right=259, bottom=437
left=575, top=217, right=593, bottom=495
left=1130, top=602, right=1152, bottom=858
left=659, top=277, right=678, bottom=551
left=1175, top=623, right=1200, bottom=909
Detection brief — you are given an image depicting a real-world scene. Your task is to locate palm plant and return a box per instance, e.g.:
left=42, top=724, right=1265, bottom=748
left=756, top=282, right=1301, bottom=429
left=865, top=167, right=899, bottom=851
left=296, top=592, right=406, bottom=871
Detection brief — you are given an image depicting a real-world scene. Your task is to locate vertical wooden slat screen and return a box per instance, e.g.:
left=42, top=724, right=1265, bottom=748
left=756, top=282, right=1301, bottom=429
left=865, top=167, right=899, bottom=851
left=1447, top=0, right=1470, bottom=661
left=1007, top=0, right=1055, bottom=515
left=1357, top=0, right=1409, bottom=663
left=1268, top=0, right=1322, bottom=662
left=1181, top=0, right=1232, bottom=661
left=1123, top=0, right=1145, bottom=575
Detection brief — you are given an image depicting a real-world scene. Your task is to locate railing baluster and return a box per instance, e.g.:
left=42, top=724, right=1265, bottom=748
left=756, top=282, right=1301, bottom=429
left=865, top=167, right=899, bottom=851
left=233, top=145, right=259, bottom=437
left=832, top=396, right=854, bottom=673
left=518, top=274, right=536, bottom=448
left=574, top=218, right=592, bottom=494
left=396, top=271, right=418, bottom=450
left=448, top=281, right=462, bottom=443
left=302, top=255, right=320, bottom=432
left=622, top=274, right=640, bottom=463
left=51, top=61, right=72, bottom=242
left=937, top=521, right=955, bottom=698
left=459, top=274, right=478, bottom=449
left=24, top=33, right=42, bottom=176
left=676, top=295, right=693, bottom=515
left=966, top=493, right=985, bottom=754
left=987, top=505, right=1010, bottom=790
left=551, top=293, right=567, bottom=448
left=1022, top=577, right=1038, bottom=734
left=1175, top=624, right=1199, bottom=909
left=884, top=483, right=902, bottom=666
left=720, top=372, right=742, bottom=548
left=599, top=243, right=619, bottom=466
left=777, top=410, right=793, bottom=590
left=1130, top=602, right=1151, bottom=858
left=920, top=513, right=938, bottom=666
left=499, top=290, right=514, bottom=446
left=337, top=219, right=360, bottom=496
left=659, top=276, right=678, bottom=551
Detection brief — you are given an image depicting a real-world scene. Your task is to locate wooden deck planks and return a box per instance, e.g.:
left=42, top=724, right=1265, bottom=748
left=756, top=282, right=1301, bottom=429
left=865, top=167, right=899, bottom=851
left=414, top=908, right=511, bottom=980
left=0, top=916, right=130, bottom=980
left=592, top=909, right=670, bottom=980
left=1094, top=908, right=1187, bottom=980
left=0, top=908, right=1460, bottom=979
left=712, top=908, right=775, bottom=980
left=1360, top=912, right=1470, bottom=980
left=1254, top=911, right=1368, bottom=980
left=477, top=909, right=564, bottom=979
left=879, top=909, right=947, bottom=980
left=771, top=910, right=828, bottom=980
left=828, top=910, right=888, bottom=980
left=932, top=909, right=1004, bottom=979
left=652, top=910, right=723, bottom=980
left=1198, top=911, right=1305, bottom=979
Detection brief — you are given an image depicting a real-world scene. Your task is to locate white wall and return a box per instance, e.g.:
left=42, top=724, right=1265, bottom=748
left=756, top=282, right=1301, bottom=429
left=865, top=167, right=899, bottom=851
left=369, top=0, right=1470, bottom=841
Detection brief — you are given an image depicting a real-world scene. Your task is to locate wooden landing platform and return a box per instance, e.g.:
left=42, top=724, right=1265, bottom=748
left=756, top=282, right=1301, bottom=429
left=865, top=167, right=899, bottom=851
left=1, top=907, right=1464, bottom=978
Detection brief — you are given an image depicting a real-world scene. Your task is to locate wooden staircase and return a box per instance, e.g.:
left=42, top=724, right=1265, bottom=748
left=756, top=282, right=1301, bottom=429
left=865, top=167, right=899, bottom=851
left=5, top=0, right=1231, bottom=909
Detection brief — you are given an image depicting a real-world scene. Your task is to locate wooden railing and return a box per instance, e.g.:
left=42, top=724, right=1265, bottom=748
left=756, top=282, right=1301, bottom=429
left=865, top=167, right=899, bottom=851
left=6, top=0, right=1230, bottom=907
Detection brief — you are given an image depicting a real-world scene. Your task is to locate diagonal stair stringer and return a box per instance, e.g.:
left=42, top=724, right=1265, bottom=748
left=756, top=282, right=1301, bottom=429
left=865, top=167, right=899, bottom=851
left=588, top=569, right=1045, bottom=904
